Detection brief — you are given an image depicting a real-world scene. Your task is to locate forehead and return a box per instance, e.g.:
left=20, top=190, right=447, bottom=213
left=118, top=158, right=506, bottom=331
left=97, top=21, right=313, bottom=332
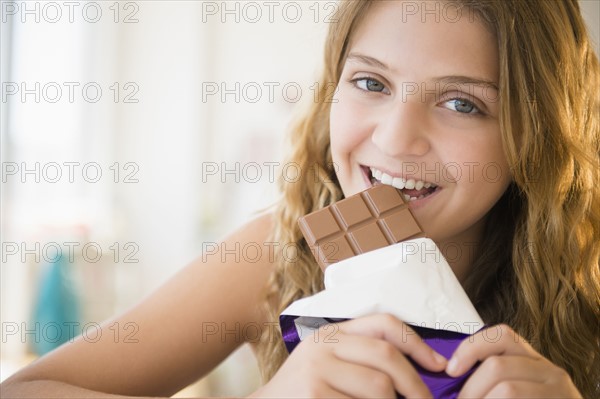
left=347, top=0, right=498, bottom=82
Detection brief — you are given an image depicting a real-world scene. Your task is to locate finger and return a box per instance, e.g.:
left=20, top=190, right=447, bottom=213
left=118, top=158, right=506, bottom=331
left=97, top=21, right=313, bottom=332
left=324, top=359, right=396, bottom=399
left=305, top=384, right=353, bottom=399
left=334, top=314, right=447, bottom=372
left=447, top=324, right=541, bottom=377
left=458, top=355, right=549, bottom=398
left=483, top=380, right=552, bottom=399
left=332, top=333, right=432, bottom=398
left=310, top=386, right=352, bottom=399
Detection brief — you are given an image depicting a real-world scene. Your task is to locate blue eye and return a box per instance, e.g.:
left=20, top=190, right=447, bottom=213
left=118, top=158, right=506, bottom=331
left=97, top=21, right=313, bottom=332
left=352, top=77, right=388, bottom=93
left=443, top=98, right=480, bottom=115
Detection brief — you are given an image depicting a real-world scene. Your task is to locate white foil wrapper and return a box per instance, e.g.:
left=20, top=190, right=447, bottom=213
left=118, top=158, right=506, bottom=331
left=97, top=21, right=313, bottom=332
left=281, top=238, right=484, bottom=339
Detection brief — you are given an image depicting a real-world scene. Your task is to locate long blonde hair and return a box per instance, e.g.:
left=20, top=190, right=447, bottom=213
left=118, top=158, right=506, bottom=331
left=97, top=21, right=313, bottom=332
left=257, top=1, right=600, bottom=397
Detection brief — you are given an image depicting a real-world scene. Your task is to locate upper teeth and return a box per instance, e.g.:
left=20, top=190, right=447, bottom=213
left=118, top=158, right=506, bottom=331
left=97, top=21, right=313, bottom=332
left=370, top=167, right=437, bottom=191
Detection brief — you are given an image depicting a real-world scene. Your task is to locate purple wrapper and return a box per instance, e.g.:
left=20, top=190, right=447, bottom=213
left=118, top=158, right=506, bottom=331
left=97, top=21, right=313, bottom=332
left=279, top=315, right=480, bottom=399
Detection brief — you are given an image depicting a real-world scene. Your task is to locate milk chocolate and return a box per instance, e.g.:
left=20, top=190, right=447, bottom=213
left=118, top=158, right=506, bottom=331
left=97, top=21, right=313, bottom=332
left=298, top=185, right=424, bottom=271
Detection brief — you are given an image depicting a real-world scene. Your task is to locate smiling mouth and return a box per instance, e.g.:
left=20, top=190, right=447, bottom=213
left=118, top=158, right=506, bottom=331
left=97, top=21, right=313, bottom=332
left=363, top=166, right=440, bottom=202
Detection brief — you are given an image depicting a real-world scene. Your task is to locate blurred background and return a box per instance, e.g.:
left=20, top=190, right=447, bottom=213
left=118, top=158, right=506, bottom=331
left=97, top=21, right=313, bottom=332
left=1, top=1, right=598, bottom=397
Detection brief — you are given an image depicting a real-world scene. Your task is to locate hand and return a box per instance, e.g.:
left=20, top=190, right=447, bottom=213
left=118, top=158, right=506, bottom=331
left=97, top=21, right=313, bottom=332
left=446, top=324, right=582, bottom=398
left=250, top=313, right=448, bottom=398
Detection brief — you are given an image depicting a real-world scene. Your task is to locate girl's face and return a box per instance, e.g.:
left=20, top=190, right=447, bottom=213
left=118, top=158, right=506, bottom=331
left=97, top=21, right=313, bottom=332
left=330, top=1, right=512, bottom=250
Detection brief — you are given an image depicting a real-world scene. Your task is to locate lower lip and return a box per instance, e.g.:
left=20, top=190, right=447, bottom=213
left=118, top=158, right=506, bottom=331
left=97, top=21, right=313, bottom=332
left=360, top=166, right=441, bottom=210
left=405, top=186, right=441, bottom=210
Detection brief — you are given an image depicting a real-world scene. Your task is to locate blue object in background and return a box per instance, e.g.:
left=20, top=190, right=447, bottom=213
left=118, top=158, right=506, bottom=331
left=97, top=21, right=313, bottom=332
left=30, top=253, right=81, bottom=355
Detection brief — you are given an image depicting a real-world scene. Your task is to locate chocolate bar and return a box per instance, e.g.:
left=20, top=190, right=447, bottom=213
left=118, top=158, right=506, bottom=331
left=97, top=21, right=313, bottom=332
left=299, top=184, right=424, bottom=271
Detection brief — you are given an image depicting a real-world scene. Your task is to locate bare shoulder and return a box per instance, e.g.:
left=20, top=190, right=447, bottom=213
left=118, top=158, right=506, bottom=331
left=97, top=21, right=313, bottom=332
left=189, top=211, right=278, bottom=325
left=3, top=213, right=277, bottom=397
left=155, top=211, right=277, bottom=328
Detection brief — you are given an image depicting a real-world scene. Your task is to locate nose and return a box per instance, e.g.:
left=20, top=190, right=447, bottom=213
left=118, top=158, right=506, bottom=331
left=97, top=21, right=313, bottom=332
left=371, top=101, right=431, bottom=157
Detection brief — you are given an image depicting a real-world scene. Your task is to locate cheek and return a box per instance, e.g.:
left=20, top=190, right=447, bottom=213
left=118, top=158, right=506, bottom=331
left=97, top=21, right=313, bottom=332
left=473, top=134, right=512, bottom=188
left=329, top=91, right=370, bottom=160
left=452, top=134, right=513, bottom=210
left=441, top=126, right=510, bottom=183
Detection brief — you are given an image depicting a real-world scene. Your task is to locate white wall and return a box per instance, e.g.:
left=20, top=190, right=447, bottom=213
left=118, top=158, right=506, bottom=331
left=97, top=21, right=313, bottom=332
left=581, top=0, right=600, bottom=54
left=1, top=1, right=329, bottom=395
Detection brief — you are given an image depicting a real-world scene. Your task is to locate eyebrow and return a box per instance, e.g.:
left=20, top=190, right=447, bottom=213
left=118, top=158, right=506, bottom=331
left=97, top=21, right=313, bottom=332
left=433, top=76, right=498, bottom=91
left=347, top=53, right=389, bottom=70
left=346, top=52, right=498, bottom=91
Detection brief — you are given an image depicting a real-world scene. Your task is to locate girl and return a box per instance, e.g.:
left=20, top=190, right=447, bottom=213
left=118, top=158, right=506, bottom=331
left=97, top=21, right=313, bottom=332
left=3, top=1, right=599, bottom=398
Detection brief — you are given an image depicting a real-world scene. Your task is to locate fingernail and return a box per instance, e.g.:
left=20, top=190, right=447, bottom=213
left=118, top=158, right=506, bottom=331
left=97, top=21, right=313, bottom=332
left=433, top=351, right=447, bottom=364
left=447, top=356, right=459, bottom=375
